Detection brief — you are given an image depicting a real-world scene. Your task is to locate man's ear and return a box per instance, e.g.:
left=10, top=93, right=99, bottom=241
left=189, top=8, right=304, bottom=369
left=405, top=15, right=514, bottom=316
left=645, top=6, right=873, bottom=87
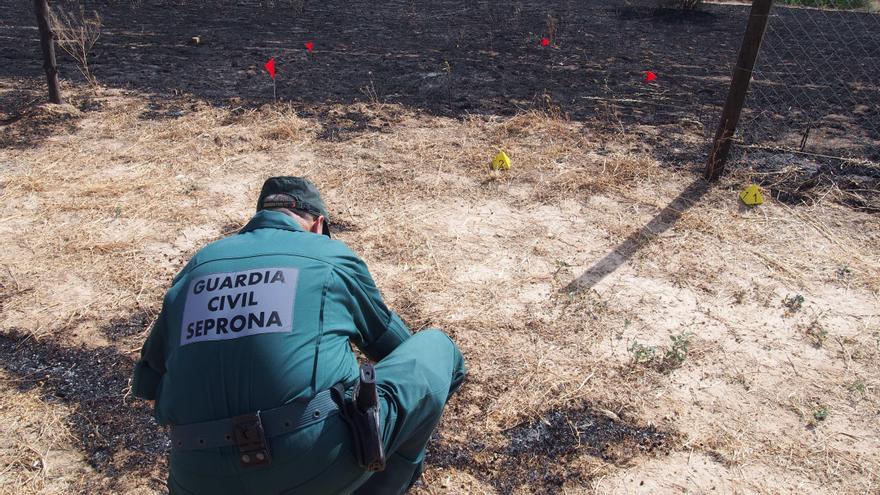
left=310, top=215, right=325, bottom=234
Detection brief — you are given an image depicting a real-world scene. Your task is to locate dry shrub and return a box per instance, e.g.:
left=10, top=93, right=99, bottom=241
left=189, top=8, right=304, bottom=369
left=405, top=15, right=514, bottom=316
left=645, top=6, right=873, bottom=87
left=544, top=14, right=559, bottom=44
left=48, top=5, right=102, bottom=86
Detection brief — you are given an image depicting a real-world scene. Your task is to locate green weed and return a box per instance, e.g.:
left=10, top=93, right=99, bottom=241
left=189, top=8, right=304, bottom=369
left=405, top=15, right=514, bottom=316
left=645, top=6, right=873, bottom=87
left=629, top=342, right=656, bottom=364
left=664, top=332, right=693, bottom=368
left=783, top=294, right=805, bottom=315
left=628, top=332, right=694, bottom=371
left=846, top=380, right=866, bottom=394
left=804, top=320, right=828, bottom=348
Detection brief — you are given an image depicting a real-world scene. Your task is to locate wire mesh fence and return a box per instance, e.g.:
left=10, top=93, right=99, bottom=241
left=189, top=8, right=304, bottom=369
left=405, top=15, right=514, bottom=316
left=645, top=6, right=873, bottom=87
left=724, top=0, right=880, bottom=210
left=738, top=1, right=880, bottom=164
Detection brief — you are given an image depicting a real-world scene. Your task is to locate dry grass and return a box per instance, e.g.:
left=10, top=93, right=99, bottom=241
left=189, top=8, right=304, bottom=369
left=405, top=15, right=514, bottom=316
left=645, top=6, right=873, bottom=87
left=0, top=373, right=89, bottom=495
left=1, top=81, right=879, bottom=494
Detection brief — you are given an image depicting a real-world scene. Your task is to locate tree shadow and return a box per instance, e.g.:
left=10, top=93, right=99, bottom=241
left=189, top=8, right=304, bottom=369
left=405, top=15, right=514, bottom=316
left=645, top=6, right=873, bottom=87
left=0, top=80, right=86, bottom=149
left=0, top=326, right=168, bottom=491
left=564, top=177, right=711, bottom=293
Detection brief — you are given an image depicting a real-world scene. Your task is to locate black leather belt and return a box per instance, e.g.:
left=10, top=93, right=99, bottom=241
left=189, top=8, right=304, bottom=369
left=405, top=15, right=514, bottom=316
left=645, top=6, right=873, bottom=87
left=169, top=389, right=339, bottom=454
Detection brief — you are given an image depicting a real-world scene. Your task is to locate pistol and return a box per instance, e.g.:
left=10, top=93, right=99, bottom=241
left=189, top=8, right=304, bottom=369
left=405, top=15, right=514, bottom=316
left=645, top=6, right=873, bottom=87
left=355, top=363, right=377, bottom=412
left=352, top=363, right=385, bottom=471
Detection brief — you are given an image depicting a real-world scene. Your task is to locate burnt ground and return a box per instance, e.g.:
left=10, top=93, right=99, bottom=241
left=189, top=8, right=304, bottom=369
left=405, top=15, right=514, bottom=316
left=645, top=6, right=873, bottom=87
left=0, top=316, right=675, bottom=494
left=2, top=0, right=878, bottom=207
left=2, top=0, right=741, bottom=133
left=0, top=326, right=168, bottom=492
left=426, top=404, right=675, bottom=494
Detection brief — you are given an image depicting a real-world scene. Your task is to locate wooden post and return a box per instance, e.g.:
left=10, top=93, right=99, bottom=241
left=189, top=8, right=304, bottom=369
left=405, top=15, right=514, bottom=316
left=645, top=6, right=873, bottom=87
left=34, top=0, right=62, bottom=104
left=705, top=0, right=774, bottom=180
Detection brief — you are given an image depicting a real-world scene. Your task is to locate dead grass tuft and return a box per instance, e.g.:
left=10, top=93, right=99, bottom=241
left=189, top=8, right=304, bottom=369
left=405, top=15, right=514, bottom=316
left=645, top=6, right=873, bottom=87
left=534, top=152, right=660, bottom=201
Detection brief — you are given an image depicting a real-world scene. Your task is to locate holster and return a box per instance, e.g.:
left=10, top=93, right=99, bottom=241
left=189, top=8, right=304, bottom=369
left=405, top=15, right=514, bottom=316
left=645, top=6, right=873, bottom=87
left=332, top=363, right=386, bottom=472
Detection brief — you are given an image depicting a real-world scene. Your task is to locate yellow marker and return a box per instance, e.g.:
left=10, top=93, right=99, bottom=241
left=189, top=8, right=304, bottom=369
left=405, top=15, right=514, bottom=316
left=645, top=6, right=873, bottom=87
left=491, top=150, right=511, bottom=170
left=739, top=184, right=764, bottom=206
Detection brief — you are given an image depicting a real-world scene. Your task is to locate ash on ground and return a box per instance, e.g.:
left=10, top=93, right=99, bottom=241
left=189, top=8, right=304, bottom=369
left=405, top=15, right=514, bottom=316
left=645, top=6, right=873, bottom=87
left=428, top=403, right=676, bottom=494
left=0, top=329, right=168, bottom=490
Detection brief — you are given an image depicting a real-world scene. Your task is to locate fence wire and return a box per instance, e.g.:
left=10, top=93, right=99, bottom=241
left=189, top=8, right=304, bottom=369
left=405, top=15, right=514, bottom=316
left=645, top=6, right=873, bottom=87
left=739, top=1, right=880, bottom=164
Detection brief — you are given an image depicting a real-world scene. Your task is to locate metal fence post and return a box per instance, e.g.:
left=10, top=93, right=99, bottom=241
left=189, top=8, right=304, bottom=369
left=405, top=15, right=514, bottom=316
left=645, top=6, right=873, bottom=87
left=705, top=0, right=774, bottom=180
left=34, top=0, right=63, bottom=104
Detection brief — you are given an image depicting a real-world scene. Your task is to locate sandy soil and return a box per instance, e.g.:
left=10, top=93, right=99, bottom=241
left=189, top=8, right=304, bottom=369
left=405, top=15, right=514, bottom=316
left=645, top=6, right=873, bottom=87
left=1, top=78, right=878, bottom=494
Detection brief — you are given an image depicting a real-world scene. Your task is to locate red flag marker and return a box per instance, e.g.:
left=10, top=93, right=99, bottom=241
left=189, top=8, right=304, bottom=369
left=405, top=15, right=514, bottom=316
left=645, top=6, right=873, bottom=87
left=644, top=71, right=657, bottom=82
left=264, top=58, right=276, bottom=79
left=541, top=37, right=550, bottom=47
left=264, top=58, right=277, bottom=103
left=305, top=41, right=314, bottom=52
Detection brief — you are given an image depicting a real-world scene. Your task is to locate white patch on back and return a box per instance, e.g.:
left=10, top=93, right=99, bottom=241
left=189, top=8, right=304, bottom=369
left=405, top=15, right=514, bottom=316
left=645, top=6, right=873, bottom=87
left=180, top=268, right=298, bottom=345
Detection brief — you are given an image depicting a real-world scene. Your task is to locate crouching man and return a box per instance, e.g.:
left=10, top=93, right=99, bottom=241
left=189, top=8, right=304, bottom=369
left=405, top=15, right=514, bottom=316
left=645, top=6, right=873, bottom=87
left=131, top=177, right=466, bottom=494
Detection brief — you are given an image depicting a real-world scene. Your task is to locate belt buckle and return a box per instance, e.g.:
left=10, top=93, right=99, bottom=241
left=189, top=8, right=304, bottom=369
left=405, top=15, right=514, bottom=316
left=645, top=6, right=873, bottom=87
left=231, top=412, right=272, bottom=467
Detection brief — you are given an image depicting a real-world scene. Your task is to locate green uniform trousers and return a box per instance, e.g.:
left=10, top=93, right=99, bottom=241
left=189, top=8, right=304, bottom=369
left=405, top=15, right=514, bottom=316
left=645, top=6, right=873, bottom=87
left=168, top=329, right=466, bottom=495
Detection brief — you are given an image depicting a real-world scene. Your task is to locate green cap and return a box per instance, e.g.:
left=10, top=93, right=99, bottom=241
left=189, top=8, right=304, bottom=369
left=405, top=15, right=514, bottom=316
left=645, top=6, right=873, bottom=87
left=257, top=176, right=331, bottom=236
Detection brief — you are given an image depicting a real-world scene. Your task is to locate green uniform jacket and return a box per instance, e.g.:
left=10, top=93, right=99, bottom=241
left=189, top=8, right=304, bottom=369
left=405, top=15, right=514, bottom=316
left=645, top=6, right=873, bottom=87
left=131, top=210, right=412, bottom=426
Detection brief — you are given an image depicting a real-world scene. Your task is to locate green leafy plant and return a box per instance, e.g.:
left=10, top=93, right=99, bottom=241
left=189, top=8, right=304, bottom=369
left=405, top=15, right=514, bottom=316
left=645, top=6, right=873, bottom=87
left=629, top=342, right=656, bottom=364
left=629, top=333, right=694, bottom=371
left=783, top=294, right=805, bottom=314
left=846, top=380, right=866, bottom=394
left=664, top=332, right=693, bottom=368
left=812, top=406, right=829, bottom=422
left=804, top=320, right=828, bottom=348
